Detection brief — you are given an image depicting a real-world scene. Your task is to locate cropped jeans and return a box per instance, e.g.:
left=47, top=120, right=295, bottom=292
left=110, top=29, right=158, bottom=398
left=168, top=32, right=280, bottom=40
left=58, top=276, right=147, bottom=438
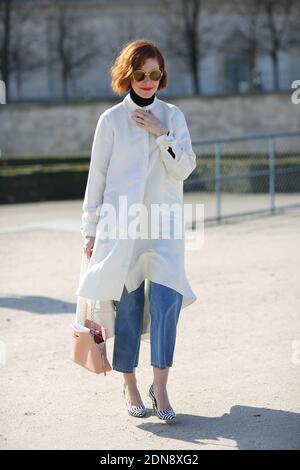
left=112, top=280, right=183, bottom=373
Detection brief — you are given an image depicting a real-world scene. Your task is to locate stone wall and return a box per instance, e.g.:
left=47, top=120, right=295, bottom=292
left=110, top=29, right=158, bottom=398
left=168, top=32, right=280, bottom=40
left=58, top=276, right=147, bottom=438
left=1, top=92, right=300, bottom=156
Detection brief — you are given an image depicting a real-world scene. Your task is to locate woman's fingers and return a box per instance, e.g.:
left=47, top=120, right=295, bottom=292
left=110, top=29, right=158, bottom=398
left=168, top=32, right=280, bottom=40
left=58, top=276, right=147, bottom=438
left=83, top=236, right=95, bottom=259
left=87, top=246, right=93, bottom=259
left=131, top=109, right=164, bottom=136
left=131, top=113, right=146, bottom=125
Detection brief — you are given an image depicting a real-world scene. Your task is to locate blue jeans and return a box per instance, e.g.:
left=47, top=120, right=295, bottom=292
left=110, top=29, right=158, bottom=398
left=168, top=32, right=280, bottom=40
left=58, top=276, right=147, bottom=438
left=112, top=280, right=183, bottom=373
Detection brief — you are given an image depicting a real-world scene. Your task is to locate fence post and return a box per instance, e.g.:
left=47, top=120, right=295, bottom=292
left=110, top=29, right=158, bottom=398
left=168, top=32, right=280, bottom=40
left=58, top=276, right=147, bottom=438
left=268, top=137, right=276, bottom=214
left=215, top=143, right=222, bottom=224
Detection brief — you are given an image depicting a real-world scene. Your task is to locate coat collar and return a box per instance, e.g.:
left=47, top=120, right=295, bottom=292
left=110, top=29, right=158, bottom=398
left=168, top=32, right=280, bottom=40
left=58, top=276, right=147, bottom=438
left=123, top=91, right=158, bottom=112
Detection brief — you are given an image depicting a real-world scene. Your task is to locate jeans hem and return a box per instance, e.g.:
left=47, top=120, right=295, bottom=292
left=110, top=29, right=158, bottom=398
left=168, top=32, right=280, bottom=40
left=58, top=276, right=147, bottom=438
left=151, top=363, right=173, bottom=369
left=112, top=365, right=136, bottom=373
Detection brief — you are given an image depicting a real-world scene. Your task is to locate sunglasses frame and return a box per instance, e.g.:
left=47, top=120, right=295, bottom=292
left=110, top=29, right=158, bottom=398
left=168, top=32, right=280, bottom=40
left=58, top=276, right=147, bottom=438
left=132, top=69, right=163, bottom=82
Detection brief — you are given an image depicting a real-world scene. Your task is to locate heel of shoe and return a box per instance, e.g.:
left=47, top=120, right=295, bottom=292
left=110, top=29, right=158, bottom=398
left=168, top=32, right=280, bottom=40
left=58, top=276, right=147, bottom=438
left=148, top=384, right=176, bottom=422
left=148, top=391, right=157, bottom=411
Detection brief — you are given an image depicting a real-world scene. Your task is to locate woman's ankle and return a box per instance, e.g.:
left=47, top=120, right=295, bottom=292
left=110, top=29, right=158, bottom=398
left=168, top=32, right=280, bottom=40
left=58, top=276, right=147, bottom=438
left=153, top=382, right=167, bottom=392
left=123, top=372, right=137, bottom=388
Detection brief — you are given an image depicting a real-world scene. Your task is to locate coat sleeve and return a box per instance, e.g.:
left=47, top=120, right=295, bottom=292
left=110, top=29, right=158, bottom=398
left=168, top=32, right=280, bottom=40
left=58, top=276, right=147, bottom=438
left=155, top=106, right=197, bottom=181
left=80, top=113, right=114, bottom=238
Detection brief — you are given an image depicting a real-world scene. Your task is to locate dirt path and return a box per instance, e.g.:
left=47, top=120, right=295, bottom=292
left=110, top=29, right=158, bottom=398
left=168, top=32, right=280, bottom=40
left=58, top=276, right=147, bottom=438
left=0, top=203, right=299, bottom=450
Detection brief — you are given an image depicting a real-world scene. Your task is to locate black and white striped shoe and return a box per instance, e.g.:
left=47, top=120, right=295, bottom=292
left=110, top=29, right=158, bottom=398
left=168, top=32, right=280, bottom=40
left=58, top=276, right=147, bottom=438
left=123, top=387, right=146, bottom=418
left=148, top=384, right=176, bottom=421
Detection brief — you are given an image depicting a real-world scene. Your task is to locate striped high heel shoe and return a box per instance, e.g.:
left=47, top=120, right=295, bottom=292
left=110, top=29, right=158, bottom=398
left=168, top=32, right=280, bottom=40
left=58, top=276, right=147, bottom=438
left=123, top=386, right=146, bottom=418
left=148, top=384, right=176, bottom=421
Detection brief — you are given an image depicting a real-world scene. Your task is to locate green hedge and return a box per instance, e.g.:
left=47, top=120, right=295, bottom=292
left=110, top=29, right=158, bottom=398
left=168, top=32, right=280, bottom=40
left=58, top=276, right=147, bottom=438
left=0, top=151, right=299, bottom=203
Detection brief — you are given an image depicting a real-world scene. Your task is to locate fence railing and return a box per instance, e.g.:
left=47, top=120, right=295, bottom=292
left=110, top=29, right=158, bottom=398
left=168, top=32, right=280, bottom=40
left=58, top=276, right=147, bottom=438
left=186, top=131, right=300, bottom=226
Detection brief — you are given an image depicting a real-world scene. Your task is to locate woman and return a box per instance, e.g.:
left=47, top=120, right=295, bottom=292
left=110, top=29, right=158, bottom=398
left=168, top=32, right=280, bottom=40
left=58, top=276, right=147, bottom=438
left=75, top=39, right=197, bottom=422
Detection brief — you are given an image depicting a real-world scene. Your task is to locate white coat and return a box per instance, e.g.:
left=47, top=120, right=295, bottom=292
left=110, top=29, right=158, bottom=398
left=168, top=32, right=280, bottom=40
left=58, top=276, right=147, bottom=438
left=75, top=91, right=197, bottom=343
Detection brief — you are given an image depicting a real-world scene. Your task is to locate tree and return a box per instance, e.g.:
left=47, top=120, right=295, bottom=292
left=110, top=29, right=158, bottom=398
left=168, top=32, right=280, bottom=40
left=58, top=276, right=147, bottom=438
left=259, top=0, right=295, bottom=91
left=0, top=0, right=11, bottom=97
left=0, top=0, right=44, bottom=101
left=47, top=0, right=102, bottom=100
left=159, top=0, right=214, bottom=95
left=231, top=0, right=264, bottom=91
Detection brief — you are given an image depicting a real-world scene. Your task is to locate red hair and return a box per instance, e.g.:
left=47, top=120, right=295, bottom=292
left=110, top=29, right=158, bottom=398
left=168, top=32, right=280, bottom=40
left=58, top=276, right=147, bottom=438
left=110, top=39, right=168, bottom=95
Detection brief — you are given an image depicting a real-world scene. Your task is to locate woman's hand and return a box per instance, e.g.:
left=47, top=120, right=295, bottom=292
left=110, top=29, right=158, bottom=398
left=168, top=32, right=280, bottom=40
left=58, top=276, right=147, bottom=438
left=131, top=109, right=168, bottom=137
left=83, top=235, right=95, bottom=259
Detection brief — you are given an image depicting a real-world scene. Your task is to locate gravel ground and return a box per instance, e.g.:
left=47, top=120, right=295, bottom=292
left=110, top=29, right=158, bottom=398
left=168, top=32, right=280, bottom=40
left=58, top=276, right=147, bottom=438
left=0, top=201, right=299, bottom=450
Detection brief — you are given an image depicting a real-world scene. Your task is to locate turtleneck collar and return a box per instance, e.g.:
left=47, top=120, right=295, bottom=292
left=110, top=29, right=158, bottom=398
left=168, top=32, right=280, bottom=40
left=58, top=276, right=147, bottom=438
left=129, top=86, right=156, bottom=107
left=123, top=88, right=158, bottom=113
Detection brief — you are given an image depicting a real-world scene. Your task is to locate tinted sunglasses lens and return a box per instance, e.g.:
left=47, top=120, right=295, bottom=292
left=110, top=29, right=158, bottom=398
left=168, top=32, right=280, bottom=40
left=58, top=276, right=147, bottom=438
left=133, top=70, right=162, bottom=81
left=150, top=70, right=162, bottom=81
left=133, top=71, right=145, bottom=81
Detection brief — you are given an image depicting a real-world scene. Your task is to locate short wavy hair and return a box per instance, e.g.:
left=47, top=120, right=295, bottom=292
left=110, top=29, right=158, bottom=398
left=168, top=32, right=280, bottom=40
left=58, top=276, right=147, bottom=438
left=110, top=39, right=168, bottom=95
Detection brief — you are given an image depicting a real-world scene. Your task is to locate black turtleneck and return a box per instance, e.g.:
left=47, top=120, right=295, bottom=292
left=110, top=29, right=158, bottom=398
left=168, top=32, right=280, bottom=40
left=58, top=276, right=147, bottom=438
left=130, top=86, right=155, bottom=107
left=129, top=86, right=176, bottom=159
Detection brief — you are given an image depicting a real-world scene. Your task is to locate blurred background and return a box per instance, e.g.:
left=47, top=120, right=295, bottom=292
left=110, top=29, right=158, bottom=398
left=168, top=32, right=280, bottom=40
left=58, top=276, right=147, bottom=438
left=0, top=0, right=300, bottom=223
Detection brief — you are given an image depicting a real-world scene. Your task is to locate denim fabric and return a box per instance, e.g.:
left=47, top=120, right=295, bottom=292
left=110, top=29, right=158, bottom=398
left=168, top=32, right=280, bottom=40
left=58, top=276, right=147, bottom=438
left=112, top=280, right=183, bottom=373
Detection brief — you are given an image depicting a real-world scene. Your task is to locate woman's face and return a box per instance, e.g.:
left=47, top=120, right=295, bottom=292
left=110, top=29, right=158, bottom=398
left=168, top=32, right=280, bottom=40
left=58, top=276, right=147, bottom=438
left=130, top=57, right=161, bottom=98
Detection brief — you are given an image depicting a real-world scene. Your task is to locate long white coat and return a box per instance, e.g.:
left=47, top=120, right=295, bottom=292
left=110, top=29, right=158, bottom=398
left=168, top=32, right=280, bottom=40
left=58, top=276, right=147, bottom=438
left=75, top=91, right=197, bottom=343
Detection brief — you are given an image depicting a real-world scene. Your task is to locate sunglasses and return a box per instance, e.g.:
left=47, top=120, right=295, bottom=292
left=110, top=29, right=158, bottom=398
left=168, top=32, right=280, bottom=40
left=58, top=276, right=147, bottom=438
left=132, top=69, right=162, bottom=82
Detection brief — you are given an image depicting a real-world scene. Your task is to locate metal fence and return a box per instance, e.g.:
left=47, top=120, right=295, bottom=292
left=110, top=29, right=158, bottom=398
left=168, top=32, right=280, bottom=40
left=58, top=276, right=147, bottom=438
left=186, top=131, right=300, bottom=227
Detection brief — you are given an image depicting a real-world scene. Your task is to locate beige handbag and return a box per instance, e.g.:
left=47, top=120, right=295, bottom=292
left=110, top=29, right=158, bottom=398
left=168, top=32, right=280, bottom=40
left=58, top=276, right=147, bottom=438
left=69, top=300, right=112, bottom=375
left=75, top=251, right=116, bottom=339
